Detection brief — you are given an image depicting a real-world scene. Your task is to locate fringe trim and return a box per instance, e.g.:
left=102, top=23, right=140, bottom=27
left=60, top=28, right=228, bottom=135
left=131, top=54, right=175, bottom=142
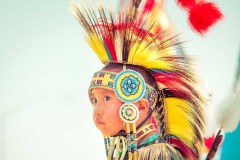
left=137, top=143, right=184, bottom=160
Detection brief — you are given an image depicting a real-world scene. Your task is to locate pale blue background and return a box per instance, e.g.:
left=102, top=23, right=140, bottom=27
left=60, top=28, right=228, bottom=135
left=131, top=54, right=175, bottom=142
left=0, top=0, right=239, bottom=160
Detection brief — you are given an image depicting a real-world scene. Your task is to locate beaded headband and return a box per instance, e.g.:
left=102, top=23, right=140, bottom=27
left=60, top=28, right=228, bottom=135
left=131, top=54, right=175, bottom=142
left=89, top=71, right=158, bottom=110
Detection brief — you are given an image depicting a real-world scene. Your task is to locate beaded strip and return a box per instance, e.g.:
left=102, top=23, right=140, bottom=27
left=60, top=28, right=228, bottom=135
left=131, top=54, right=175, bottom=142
left=136, top=123, right=156, bottom=142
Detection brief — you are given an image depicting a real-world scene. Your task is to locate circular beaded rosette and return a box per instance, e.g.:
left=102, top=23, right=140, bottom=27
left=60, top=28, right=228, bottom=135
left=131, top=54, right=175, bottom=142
left=119, top=103, right=139, bottom=123
left=113, top=69, right=146, bottom=103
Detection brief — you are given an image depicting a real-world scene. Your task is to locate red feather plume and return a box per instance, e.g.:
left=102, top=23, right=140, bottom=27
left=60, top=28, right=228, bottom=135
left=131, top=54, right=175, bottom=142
left=188, top=2, right=223, bottom=34
left=176, top=0, right=223, bottom=35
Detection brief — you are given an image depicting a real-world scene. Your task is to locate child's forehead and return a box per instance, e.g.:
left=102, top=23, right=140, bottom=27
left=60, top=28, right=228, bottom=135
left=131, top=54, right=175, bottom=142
left=90, top=88, right=114, bottom=96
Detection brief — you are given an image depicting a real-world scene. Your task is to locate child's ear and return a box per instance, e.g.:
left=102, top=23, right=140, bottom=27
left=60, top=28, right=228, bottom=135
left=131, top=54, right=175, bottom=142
left=135, top=99, right=149, bottom=113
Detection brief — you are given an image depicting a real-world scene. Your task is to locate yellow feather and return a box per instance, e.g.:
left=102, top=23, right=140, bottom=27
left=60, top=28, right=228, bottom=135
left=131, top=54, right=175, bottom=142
left=128, top=42, right=173, bottom=70
left=165, top=98, right=200, bottom=149
left=141, top=60, right=173, bottom=70
left=86, top=34, right=109, bottom=63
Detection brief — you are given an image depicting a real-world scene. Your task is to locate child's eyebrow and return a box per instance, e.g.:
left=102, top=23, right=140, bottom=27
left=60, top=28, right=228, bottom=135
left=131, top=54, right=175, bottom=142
left=89, top=93, right=95, bottom=97
left=91, top=89, right=114, bottom=96
left=89, top=91, right=95, bottom=97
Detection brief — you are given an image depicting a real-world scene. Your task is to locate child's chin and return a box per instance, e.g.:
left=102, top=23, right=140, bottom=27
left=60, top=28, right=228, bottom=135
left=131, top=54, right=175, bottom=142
left=101, top=130, right=120, bottom=137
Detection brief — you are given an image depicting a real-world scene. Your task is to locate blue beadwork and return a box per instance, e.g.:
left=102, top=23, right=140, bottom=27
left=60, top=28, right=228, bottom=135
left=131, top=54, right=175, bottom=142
left=108, top=82, right=113, bottom=87
left=114, top=70, right=146, bottom=103
left=121, top=75, right=140, bottom=96
left=104, top=137, right=110, bottom=156
left=133, top=133, right=137, bottom=151
left=127, top=134, right=132, bottom=152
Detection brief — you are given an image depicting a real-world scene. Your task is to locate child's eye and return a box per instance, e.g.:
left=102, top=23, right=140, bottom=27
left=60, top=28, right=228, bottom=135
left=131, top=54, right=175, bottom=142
left=92, top=98, right=97, bottom=104
left=103, top=95, right=111, bottom=101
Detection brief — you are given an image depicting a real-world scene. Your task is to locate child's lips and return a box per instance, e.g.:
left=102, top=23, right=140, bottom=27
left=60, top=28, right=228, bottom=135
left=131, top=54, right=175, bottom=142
left=95, top=118, right=105, bottom=125
left=96, top=121, right=105, bottom=125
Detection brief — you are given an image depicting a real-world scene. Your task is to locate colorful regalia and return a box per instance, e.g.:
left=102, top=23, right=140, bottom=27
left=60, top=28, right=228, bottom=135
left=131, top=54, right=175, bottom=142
left=71, top=0, right=222, bottom=159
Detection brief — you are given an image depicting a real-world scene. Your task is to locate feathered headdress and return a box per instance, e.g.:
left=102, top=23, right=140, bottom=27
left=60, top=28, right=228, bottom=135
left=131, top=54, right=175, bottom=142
left=71, top=0, right=207, bottom=158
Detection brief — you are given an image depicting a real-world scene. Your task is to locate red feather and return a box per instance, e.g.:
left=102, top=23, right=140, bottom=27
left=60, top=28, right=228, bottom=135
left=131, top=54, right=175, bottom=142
left=169, top=137, right=198, bottom=160
left=153, top=73, right=198, bottom=101
left=204, top=134, right=215, bottom=150
left=143, top=0, right=155, bottom=11
left=176, top=0, right=196, bottom=9
left=102, top=35, right=117, bottom=61
left=188, top=2, right=223, bottom=34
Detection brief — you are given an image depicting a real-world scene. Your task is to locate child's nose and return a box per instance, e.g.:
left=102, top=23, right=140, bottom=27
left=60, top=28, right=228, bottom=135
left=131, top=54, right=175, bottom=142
left=94, top=101, right=104, bottom=115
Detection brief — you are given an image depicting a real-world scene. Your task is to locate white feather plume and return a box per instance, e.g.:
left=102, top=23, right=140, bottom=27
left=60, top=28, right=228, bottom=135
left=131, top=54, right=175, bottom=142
left=215, top=82, right=240, bottom=132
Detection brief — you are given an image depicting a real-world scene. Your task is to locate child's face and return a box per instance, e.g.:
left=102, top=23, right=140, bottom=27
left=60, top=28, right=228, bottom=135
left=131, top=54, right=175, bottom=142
left=90, top=88, right=124, bottom=136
